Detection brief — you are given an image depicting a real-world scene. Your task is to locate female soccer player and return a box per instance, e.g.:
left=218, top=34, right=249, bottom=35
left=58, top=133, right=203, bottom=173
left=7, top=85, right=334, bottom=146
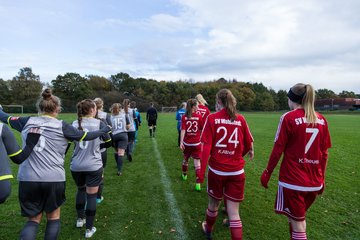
left=0, top=89, right=110, bottom=240
left=260, top=83, right=331, bottom=240
left=110, top=103, right=130, bottom=176
left=71, top=99, right=112, bottom=238
left=201, top=89, right=254, bottom=240
left=0, top=123, right=40, bottom=204
left=195, top=94, right=211, bottom=185
left=123, top=99, right=136, bottom=161
left=179, top=99, right=203, bottom=191
left=176, top=102, right=186, bottom=147
left=130, top=101, right=141, bottom=145
left=93, top=97, right=111, bottom=204
left=195, top=93, right=210, bottom=122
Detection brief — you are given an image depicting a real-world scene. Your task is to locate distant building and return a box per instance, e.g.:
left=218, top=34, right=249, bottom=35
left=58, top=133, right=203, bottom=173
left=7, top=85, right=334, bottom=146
left=315, top=98, right=360, bottom=111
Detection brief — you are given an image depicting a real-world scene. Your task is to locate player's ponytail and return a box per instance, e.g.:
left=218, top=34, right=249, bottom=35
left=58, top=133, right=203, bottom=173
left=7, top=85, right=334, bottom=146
left=302, top=84, right=317, bottom=125
left=288, top=83, right=317, bottom=125
left=216, top=89, right=237, bottom=121
left=123, top=99, right=130, bottom=114
left=76, top=99, right=96, bottom=130
left=195, top=94, right=208, bottom=105
left=36, top=88, right=62, bottom=114
left=185, top=99, right=197, bottom=118
left=110, top=103, right=121, bottom=115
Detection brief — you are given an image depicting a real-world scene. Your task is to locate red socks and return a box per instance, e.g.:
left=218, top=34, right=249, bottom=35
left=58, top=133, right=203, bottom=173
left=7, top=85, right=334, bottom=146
left=229, top=220, right=242, bottom=240
left=205, top=208, right=218, bottom=231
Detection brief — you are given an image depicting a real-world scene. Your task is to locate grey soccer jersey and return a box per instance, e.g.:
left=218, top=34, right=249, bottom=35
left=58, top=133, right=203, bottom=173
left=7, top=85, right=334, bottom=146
left=127, top=108, right=136, bottom=132
left=97, top=110, right=111, bottom=125
left=111, top=112, right=128, bottom=135
left=70, top=118, right=111, bottom=172
left=0, top=111, right=110, bottom=182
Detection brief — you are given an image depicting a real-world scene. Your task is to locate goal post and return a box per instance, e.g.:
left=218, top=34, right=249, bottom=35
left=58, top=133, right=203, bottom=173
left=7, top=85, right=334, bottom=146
left=2, top=105, right=24, bottom=114
left=161, top=106, right=177, bottom=112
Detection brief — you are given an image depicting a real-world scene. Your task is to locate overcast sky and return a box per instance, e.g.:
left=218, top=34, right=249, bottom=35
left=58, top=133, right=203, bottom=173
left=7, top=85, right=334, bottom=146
left=0, top=0, right=359, bottom=93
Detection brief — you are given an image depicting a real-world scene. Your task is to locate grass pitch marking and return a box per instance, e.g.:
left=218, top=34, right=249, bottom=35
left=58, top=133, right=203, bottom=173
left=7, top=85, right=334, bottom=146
left=152, top=139, right=188, bottom=239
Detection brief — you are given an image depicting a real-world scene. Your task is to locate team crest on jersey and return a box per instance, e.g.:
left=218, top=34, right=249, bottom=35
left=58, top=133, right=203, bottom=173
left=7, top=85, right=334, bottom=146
left=10, top=117, right=19, bottom=121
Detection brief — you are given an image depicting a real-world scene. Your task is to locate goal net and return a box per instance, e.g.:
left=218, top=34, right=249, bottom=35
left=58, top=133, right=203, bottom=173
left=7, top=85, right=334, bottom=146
left=161, top=106, right=177, bottom=112
left=2, top=105, right=24, bottom=114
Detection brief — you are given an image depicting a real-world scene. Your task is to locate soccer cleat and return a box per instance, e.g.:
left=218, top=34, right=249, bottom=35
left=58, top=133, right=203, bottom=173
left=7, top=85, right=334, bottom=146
left=96, top=196, right=104, bottom=204
left=128, top=154, right=132, bottom=162
left=117, top=171, right=122, bottom=176
left=181, top=174, right=187, bottom=181
left=201, top=221, right=212, bottom=240
left=85, top=227, right=97, bottom=238
left=195, top=183, right=201, bottom=191
left=76, top=218, right=86, bottom=228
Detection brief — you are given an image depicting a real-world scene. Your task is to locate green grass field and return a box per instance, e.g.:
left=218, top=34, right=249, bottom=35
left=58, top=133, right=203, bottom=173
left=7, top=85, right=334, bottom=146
left=0, top=112, right=359, bottom=239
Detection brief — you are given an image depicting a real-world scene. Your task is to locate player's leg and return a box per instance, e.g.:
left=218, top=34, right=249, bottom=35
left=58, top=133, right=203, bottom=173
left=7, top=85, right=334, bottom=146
left=224, top=174, right=245, bottom=239
left=97, top=151, right=106, bottom=203
left=84, top=169, right=102, bottom=238
left=181, top=147, right=190, bottom=180
left=289, top=219, right=307, bottom=240
left=44, top=207, right=61, bottom=240
left=226, top=200, right=242, bottom=240
left=202, top=170, right=223, bottom=237
left=19, top=182, right=43, bottom=240
left=148, top=125, right=153, bottom=137
left=20, top=213, right=42, bottom=240
left=193, top=145, right=202, bottom=191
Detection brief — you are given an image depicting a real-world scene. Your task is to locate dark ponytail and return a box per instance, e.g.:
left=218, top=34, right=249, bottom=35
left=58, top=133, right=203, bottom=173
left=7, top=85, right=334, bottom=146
left=76, top=99, right=96, bottom=130
left=185, top=99, right=197, bottom=118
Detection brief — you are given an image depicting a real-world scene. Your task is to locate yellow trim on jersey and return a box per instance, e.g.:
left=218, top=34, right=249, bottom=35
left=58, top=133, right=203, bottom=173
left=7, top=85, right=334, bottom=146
left=104, top=138, right=111, bottom=143
left=8, top=149, right=22, bottom=157
left=42, top=115, right=56, bottom=119
left=7, top=116, right=11, bottom=125
left=80, top=132, right=87, bottom=142
left=0, top=174, right=14, bottom=181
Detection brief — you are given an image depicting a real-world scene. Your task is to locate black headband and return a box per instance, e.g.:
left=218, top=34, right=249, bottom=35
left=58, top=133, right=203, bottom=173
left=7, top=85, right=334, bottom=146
left=287, top=88, right=304, bottom=104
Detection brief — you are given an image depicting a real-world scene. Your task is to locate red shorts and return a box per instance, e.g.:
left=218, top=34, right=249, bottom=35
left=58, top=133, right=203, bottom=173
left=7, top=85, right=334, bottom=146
left=207, top=169, right=245, bottom=202
left=183, top=144, right=201, bottom=160
left=275, top=185, right=317, bottom=221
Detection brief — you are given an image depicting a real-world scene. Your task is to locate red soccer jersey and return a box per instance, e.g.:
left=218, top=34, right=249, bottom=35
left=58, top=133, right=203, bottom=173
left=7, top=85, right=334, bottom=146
left=196, top=105, right=210, bottom=123
left=181, top=113, right=203, bottom=145
left=268, top=109, right=331, bottom=188
left=201, top=109, right=253, bottom=172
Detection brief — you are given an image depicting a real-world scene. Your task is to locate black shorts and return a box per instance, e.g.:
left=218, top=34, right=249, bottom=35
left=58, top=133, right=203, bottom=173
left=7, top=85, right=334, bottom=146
left=19, top=181, right=66, bottom=217
left=127, top=131, right=136, bottom=142
left=112, top=132, right=128, bottom=149
left=148, top=120, right=157, bottom=127
left=71, top=167, right=103, bottom=187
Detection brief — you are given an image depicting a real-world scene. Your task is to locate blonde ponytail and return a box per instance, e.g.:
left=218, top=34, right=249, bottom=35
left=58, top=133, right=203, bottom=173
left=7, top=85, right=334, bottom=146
left=302, top=84, right=317, bottom=125
left=288, top=83, right=317, bottom=125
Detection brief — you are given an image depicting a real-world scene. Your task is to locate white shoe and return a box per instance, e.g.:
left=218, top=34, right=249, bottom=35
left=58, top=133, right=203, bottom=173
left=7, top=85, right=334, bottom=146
left=85, top=227, right=96, bottom=238
left=76, top=218, right=86, bottom=228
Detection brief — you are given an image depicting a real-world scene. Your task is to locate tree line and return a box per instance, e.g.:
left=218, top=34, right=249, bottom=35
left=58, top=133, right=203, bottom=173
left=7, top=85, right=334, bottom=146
left=0, top=67, right=358, bottom=113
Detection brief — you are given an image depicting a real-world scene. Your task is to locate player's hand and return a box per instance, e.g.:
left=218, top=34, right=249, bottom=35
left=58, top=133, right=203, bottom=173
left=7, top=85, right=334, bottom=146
left=180, top=143, right=185, bottom=151
left=248, top=149, right=254, bottom=160
left=260, top=169, right=271, bottom=189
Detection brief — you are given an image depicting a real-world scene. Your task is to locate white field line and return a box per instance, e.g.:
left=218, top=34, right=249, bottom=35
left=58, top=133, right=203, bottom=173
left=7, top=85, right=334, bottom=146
left=152, top=139, right=188, bottom=240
